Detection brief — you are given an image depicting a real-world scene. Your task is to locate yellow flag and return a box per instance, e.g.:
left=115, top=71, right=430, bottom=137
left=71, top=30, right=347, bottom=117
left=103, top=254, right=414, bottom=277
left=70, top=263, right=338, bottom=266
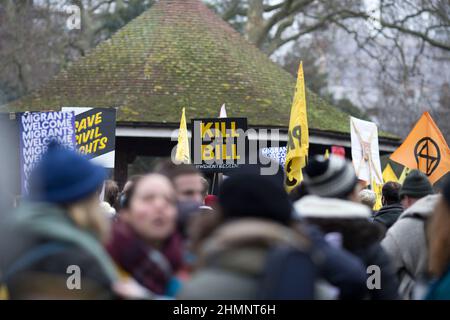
left=175, top=108, right=191, bottom=164
left=398, top=167, right=411, bottom=184
left=390, top=112, right=450, bottom=184
left=285, top=61, right=309, bottom=192
left=324, top=149, right=330, bottom=160
left=372, top=180, right=383, bottom=211
left=382, top=163, right=398, bottom=183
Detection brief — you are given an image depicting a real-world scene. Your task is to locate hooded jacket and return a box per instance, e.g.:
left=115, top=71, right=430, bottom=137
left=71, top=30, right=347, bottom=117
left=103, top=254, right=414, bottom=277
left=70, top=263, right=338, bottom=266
left=373, top=203, right=403, bottom=230
left=295, top=196, right=399, bottom=300
left=178, top=218, right=312, bottom=300
left=381, top=195, right=439, bottom=299
left=3, top=202, right=118, bottom=299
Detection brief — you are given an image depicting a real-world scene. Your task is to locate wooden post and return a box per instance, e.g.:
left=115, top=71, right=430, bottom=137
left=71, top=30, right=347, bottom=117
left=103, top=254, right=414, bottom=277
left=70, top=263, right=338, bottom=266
left=114, top=144, right=128, bottom=190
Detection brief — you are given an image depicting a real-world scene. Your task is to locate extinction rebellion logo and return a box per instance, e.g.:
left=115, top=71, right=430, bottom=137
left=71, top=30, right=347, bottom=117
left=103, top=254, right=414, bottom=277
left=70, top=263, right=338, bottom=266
left=414, top=137, right=441, bottom=176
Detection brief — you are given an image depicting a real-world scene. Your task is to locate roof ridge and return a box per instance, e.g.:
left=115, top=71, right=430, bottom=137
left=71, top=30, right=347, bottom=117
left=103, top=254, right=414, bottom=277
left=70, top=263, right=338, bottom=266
left=8, top=0, right=356, bottom=135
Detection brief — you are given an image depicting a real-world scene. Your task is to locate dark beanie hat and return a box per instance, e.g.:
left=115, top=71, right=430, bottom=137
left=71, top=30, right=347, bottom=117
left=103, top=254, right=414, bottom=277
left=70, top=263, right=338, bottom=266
left=218, top=173, right=292, bottom=225
left=304, top=155, right=358, bottom=199
left=28, top=142, right=106, bottom=204
left=399, top=170, right=433, bottom=199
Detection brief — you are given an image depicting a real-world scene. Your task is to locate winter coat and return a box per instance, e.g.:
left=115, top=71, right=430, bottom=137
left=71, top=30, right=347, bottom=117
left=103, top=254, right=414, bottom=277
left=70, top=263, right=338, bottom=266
left=106, top=219, right=183, bottom=295
left=302, top=224, right=367, bottom=299
left=2, top=202, right=118, bottom=299
left=295, top=196, right=399, bottom=300
left=381, top=195, right=439, bottom=299
left=178, top=218, right=313, bottom=300
left=373, top=203, right=403, bottom=230
left=426, top=265, right=450, bottom=300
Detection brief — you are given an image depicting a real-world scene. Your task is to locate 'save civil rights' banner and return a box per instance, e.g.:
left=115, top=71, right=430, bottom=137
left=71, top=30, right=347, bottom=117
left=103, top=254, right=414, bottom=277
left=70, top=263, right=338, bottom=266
left=62, top=107, right=116, bottom=169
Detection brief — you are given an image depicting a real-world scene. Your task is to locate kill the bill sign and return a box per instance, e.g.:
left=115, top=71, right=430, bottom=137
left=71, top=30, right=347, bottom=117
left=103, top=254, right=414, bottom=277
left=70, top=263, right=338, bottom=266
left=191, top=117, right=248, bottom=172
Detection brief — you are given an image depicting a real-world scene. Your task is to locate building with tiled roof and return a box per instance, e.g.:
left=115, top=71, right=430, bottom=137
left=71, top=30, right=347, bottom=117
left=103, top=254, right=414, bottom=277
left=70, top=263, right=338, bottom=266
left=7, top=0, right=398, bottom=185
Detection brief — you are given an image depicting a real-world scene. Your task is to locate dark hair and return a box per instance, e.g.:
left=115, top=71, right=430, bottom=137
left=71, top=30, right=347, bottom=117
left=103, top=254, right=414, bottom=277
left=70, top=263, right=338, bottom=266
left=120, top=176, right=143, bottom=209
left=289, top=183, right=309, bottom=202
left=104, top=180, right=119, bottom=208
left=125, top=175, right=143, bottom=189
left=382, top=181, right=401, bottom=205
left=306, top=217, right=384, bottom=251
left=218, top=173, right=292, bottom=226
left=442, top=176, right=450, bottom=206
left=154, top=159, right=201, bottom=181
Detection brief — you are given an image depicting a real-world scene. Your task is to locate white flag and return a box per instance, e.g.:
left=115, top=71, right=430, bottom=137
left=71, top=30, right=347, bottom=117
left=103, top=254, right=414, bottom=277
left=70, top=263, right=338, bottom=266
left=219, top=104, right=227, bottom=118
left=350, top=117, right=383, bottom=184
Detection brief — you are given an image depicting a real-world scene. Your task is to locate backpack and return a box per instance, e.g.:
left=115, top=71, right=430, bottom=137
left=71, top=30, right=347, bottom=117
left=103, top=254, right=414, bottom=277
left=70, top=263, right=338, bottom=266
left=0, top=242, right=68, bottom=299
left=257, top=245, right=317, bottom=300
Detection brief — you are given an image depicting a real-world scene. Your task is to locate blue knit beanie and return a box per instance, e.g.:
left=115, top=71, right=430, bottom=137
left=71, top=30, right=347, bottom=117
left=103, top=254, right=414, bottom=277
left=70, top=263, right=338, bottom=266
left=28, top=142, right=106, bottom=204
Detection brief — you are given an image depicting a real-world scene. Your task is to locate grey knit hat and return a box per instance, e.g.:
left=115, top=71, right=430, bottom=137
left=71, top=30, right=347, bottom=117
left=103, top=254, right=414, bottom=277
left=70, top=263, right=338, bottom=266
left=304, top=155, right=358, bottom=199
left=399, top=170, right=433, bottom=199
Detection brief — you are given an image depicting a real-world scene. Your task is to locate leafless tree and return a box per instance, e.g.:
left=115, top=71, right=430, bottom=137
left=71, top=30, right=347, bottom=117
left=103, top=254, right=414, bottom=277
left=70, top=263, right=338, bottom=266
left=207, top=0, right=449, bottom=55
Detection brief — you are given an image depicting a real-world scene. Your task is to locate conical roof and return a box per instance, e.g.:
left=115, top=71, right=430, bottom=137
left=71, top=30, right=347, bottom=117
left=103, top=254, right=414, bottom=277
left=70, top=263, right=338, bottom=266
left=9, top=0, right=351, bottom=133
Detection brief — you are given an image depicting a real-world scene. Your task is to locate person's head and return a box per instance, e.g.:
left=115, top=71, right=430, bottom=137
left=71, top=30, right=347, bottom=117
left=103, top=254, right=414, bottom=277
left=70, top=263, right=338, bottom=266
left=218, top=172, right=292, bottom=226
left=104, top=180, right=119, bottom=208
left=289, top=182, right=309, bottom=202
left=122, top=175, right=143, bottom=194
left=294, top=195, right=382, bottom=251
left=382, top=181, right=401, bottom=206
left=358, top=189, right=376, bottom=209
left=304, top=155, right=361, bottom=202
left=400, top=170, right=434, bottom=209
left=28, top=142, right=108, bottom=240
left=428, top=177, right=450, bottom=277
left=120, top=174, right=177, bottom=245
left=155, top=160, right=205, bottom=205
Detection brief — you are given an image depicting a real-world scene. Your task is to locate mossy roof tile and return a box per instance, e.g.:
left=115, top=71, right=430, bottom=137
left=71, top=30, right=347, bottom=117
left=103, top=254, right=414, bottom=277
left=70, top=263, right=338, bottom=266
left=8, top=0, right=362, bottom=135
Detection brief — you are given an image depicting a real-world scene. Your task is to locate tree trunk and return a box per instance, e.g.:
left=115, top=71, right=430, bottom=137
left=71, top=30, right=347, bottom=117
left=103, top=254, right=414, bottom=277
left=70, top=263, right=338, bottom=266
left=245, top=0, right=266, bottom=48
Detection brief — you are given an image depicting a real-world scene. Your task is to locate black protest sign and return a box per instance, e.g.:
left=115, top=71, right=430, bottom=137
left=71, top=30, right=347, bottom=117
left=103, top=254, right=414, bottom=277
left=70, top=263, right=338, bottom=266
left=63, top=107, right=117, bottom=168
left=191, top=118, right=248, bottom=172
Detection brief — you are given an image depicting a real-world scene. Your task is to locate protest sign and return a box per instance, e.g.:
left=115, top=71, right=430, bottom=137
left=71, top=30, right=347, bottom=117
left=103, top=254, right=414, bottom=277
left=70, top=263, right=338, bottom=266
left=191, top=117, right=247, bottom=172
left=390, top=112, right=450, bottom=184
left=62, top=107, right=116, bottom=168
left=261, top=146, right=287, bottom=167
left=19, top=111, right=76, bottom=194
left=350, top=117, right=383, bottom=185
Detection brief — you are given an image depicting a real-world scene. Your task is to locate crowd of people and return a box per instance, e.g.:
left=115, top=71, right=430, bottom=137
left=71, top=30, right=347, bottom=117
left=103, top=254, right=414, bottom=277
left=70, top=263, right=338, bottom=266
left=0, top=142, right=449, bottom=300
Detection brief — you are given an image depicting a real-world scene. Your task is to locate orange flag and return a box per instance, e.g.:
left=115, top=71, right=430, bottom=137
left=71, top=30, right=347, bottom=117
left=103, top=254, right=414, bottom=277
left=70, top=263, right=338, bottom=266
left=390, top=112, right=450, bottom=184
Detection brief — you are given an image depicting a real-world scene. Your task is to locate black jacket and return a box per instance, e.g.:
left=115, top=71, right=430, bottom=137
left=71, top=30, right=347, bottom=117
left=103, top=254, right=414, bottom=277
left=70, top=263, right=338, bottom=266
left=306, top=218, right=400, bottom=300
left=304, top=225, right=367, bottom=299
left=373, top=203, right=403, bottom=229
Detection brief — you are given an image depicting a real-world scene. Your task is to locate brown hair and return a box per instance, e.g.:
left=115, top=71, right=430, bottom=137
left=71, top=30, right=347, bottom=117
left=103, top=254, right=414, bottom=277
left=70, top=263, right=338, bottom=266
left=120, top=175, right=144, bottom=210
left=104, top=180, right=119, bottom=208
left=154, top=159, right=201, bottom=181
left=428, top=198, right=450, bottom=277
